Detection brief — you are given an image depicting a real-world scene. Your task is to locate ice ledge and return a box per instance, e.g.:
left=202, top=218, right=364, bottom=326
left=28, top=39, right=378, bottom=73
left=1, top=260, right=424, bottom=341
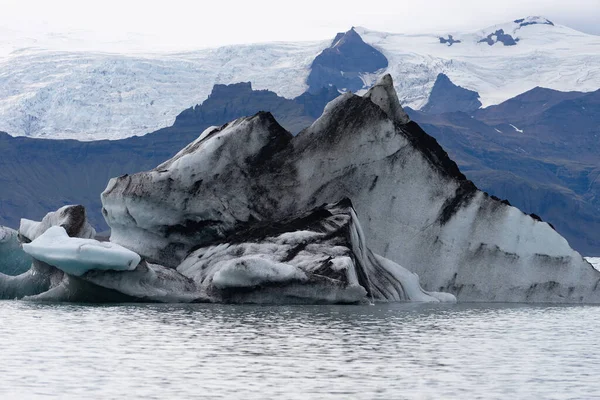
left=22, top=226, right=140, bottom=277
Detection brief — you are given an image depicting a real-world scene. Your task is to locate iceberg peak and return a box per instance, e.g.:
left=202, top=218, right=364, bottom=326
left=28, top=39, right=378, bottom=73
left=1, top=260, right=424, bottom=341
left=363, top=74, right=410, bottom=124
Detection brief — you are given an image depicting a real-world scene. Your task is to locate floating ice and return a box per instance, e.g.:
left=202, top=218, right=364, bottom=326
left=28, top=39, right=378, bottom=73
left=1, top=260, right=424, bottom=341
left=19, top=205, right=96, bottom=241
left=22, top=226, right=140, bottom=277
left=178, top=200, right=454, bottom=304
left=0, top=226, right=31, bottom=276
left=103, top=74, right=600, bottom=303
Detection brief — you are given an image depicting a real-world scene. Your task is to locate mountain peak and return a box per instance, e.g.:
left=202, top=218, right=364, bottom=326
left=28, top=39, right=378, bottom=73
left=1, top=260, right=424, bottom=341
left=421, top=73, right=481, bottom=114
left=307, top=28, right=388, bottom=93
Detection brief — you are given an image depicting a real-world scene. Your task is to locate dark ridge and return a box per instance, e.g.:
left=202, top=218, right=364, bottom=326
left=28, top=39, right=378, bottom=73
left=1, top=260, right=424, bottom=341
left=479, top=29, right=518, bottom=46
left=369, top=176, right=379, bottom=191
left=281, top=242, right=311, bottom=263
left=401, top=120, right=471, bottom=182
left=438, top=182, right=478, bottom=225
left=439, top=35, right=461, bottom=46
left=515, top=18, right=554, bottom=27
left=312, top=258, right=347, bottom=283
left=490, top=195, right=511, bottom=206
left=529, top=213, right=542, bottom=222
left=331, top=32, right=345, bottom=46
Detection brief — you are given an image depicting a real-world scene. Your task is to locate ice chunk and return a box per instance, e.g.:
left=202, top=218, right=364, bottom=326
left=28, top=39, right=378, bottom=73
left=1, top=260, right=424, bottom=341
left=212, top=256, right=308, bottom=289
left=19, top=205, right=96, bottom=241
left=0, top=226, right=32, bottom=276
left=22, top=226, right=140, bottom=276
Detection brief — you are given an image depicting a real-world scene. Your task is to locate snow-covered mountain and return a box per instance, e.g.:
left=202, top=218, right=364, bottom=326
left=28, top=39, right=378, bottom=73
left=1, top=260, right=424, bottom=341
left=0, top=16, right=599, bottom=140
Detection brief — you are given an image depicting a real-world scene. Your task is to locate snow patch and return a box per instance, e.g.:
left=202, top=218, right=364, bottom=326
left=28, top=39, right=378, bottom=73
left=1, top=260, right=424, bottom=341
left=586, top=257, right=600, bottom=272
left=509, top=124, right=524, bottom=133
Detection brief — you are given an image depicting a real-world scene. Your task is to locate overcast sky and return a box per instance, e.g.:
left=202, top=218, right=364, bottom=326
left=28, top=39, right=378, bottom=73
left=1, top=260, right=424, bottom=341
left=2, top=0, right=599, bottom=48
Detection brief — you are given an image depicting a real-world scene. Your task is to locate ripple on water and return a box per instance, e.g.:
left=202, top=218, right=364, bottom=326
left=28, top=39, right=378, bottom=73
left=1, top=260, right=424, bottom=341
left=0, top=302, right=599, bottom=399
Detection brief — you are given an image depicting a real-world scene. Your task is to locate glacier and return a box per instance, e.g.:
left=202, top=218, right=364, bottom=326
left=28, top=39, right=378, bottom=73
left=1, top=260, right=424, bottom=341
left=0, top=17, right=599, bottom=140
left=102, top=74, right=600, bottom=303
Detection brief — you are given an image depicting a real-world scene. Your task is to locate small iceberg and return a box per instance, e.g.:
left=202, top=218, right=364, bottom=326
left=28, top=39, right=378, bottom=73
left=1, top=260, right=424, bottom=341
left=22, top=226, right=141, bottom=277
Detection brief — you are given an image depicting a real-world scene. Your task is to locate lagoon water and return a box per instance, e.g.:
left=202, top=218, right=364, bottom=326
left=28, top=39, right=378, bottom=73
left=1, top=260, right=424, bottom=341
left=1, top=302, right=599, bottom=399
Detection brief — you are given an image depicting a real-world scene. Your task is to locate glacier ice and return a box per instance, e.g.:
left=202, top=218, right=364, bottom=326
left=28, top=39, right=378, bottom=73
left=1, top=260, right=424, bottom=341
left=177, top=200, right=452, bottom=304
left=102, top=74, right=600, bottom=303
left=4, top=200, right=451, bottom=304
left=22, top=226, right=141, bottom=277
left=0, top=226, right=31, bottom=276
left=19, top=205, right=96, bottom=242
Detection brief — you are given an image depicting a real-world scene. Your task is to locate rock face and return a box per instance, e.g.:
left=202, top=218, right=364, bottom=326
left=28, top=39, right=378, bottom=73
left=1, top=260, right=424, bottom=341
left=421, top=74, right=482, bottom=114
left=306, top=28, right=388, bottom=93
left=479, top=29, right=519, bottom=46
left=103, top=75, right=600, bottom=303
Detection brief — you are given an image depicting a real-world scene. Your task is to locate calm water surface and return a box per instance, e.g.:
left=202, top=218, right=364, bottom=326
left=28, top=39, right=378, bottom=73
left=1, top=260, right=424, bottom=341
left=1, top=301, right=599, bottom=399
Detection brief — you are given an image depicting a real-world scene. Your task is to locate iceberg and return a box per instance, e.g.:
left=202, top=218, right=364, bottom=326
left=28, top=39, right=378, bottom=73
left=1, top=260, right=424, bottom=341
left=22, top=226, right=141, bottom=277
left=20, top=205, right=96, bottom=242
left=0, top=226, right=31, bottom=276
left=178, top=200, right=452, bottom=304
left=102, top=74, right=600, bottom=303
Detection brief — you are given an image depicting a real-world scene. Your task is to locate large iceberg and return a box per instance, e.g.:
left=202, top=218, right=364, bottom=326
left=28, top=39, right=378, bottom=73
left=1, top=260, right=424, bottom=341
left=2, top=201, right=452, bottom=303
left=102, top=75, right=600, bottom=303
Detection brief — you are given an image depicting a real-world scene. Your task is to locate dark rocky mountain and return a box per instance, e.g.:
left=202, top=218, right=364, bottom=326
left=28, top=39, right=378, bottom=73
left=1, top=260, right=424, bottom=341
left=439, top=35, right=461, bottom=46
left=514, top=17, right=554, bottom=27
left=306, top=28, right=388, bottom=93
left=421, top=73, right=482, bottom=114
left=479, top=29, right=519, bottom=46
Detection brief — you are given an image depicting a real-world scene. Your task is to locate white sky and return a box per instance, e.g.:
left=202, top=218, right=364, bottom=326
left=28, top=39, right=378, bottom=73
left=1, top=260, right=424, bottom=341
left=2, top=0, right=599, bottom=49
